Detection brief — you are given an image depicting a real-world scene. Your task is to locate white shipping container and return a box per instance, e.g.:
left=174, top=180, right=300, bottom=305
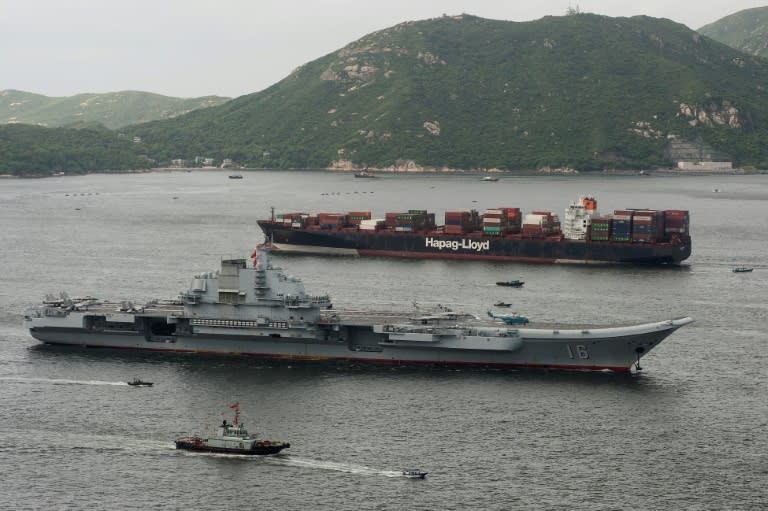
left=523, top=213, right=547, bottom=225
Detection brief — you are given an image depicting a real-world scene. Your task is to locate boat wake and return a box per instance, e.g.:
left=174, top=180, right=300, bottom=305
left=0, top=428, right=174, bottom=454
left=268, top=456, right=403, bottom=478
left=0, top=377, right=129, bottom=386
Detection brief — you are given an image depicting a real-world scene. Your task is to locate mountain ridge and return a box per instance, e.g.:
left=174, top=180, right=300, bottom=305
left=130, top=13, right=768, bottom=171
left=0, top=89, right=230, bottom=129
left=698, top=7, right=768, bottom=57
left=4, top=12, right=768, bottom=175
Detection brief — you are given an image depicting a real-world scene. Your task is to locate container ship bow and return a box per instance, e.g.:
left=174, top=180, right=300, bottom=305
left=257, top=197, right=691, bottom=264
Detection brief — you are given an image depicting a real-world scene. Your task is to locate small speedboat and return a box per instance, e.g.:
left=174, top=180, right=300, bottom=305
left=481, top=176, right=499, bottom=182
left=496, top=279, right=524, bottom=287
left=228, top=174, right=243, bottom=179
left=732, top=267, right=753, bottom=273
left=402, top=469, right=428, bottom=479
left=354, top=170, right=377, bottom=178
left=127, top=378, right=153, bottom=387
left=494, top=302, right=512, bottom=308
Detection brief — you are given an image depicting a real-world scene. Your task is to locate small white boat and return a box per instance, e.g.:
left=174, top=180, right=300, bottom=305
left=402, top=469, right=428, bottom=479
left=480, top=176, right=499, bottom=182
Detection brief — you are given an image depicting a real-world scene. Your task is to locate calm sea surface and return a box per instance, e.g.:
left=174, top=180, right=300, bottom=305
left=0, top=171, right=766, bottom=510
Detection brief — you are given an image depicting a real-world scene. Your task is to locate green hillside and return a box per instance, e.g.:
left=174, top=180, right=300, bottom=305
left=5, top=13, right=768, bottom=176
left=0, top=124, right=150, bottom=175
left=130, top=13, right=768, bottom=171
left=0, top=90, right=229, bottom=129
left=699, top=7, right=768, bottom=57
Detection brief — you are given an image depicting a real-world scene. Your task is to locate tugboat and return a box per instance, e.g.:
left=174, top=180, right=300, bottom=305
left=402, top=469, right=428, bottom=479
left=127, top=378, right=153, bottom=387
left=175, top=402, right=290, bottom=455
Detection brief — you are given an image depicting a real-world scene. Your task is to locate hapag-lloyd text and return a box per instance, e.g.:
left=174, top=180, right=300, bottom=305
left=425, top=237, right=491, bottom=252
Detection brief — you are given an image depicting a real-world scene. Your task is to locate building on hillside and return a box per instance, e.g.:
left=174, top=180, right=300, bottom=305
left=667, top=136, right=732, bottom=172
left=194, top=156, right=215, bottom=166
left=676, top=161, right=733, bottom=171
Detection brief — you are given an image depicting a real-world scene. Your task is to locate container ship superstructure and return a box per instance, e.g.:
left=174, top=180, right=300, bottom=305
left=257, top=197, right=691, bottom=264
left=25, top=246, right=693, bottom=372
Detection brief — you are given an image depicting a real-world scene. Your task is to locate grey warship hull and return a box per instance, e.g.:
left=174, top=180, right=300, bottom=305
left=26, top=306, right=692, bottom=372
left=25, top=249, right=693, bottom=373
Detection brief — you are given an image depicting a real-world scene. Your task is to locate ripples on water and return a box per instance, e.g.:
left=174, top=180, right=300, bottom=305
left=1, top=171, right=766, bottom=510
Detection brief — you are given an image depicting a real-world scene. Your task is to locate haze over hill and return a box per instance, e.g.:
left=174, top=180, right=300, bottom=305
left=698, top=6, right=768, bottom=57
left=3, top=13, right=768, bottom=175
left=0, top=90, right=229, bottom=129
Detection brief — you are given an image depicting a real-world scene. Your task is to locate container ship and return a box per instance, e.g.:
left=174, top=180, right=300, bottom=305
left=257, top=197, right=691, bottom=264
left=24, top=246, right=693, bottom=372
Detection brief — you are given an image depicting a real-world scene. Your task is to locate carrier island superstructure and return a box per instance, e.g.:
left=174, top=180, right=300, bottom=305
left=25, top=248, right=692, bottom=372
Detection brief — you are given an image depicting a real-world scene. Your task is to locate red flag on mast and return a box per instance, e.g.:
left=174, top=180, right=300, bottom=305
left=229, top=402, right=240, bottom=425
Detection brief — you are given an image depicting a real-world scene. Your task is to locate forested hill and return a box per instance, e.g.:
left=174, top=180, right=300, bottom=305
left=0, top=124, right=151, bottom=175
left=699, top=7, right=768, bottom=58
left=5, top=13, right=768, bottom=176
left=131, top=13, right=768, bottom=171
left=0, top=90, right=229, bottom=129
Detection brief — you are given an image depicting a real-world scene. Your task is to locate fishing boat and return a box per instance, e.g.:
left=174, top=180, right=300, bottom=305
left=732, top=267, right=753, bottom=273
left=493, top=302, right=513, bottom=308
left=175, top=402, right=290, bottom=455
left=402, top=469, right=428, bottom=479
left=496, top=279, right=524, bottom=287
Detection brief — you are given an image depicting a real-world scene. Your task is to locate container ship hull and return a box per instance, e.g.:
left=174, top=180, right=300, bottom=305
left=257, top=222, right=691, bottom=264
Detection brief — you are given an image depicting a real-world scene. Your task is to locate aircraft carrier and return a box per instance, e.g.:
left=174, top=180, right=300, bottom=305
left=24, top=247, right=693, bottom=372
